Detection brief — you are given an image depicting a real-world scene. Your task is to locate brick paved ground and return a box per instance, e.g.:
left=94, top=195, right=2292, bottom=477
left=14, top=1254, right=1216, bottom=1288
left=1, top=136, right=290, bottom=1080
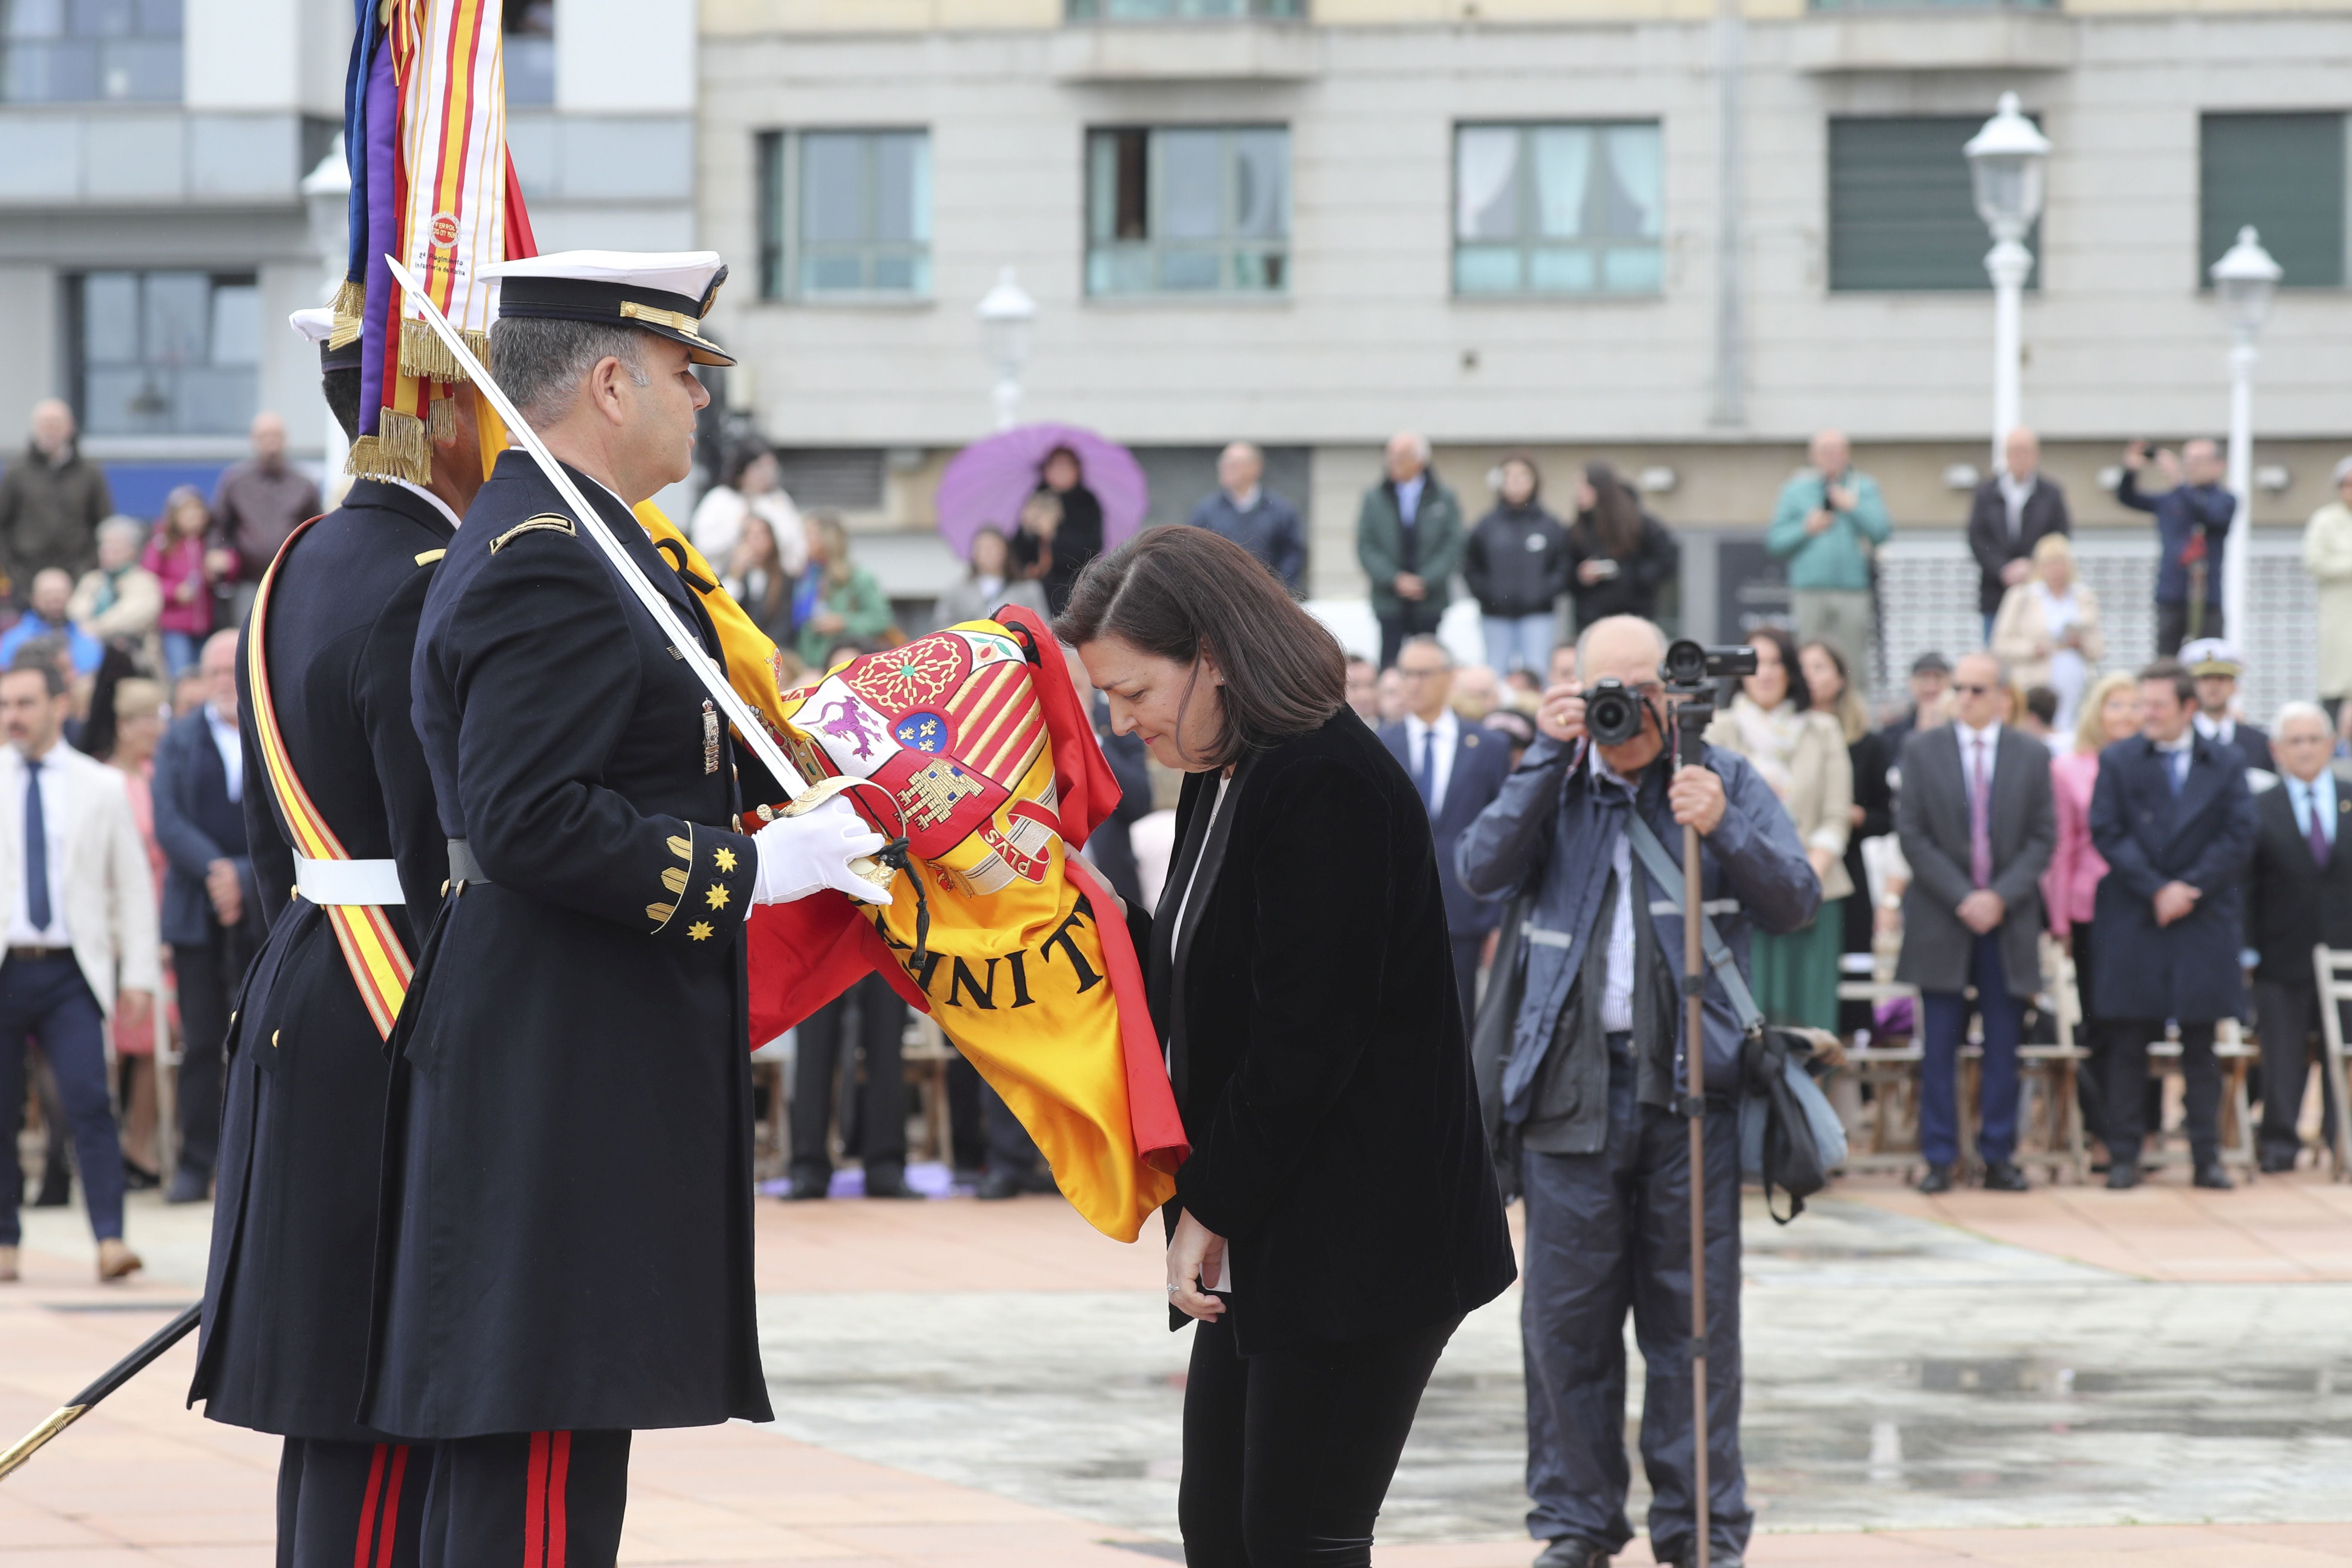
left=5, top=1170, right=2352, bottom=1565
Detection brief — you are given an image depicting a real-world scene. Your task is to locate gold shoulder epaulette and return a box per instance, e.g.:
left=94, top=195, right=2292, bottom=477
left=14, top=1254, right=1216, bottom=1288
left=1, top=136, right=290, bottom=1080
left=489, top=514, right=577, bottom=554
left=414, top=548, right=446, bottom=566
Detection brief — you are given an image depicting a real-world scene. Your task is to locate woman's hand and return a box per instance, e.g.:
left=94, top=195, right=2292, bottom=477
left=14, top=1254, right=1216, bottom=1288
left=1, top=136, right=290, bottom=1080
left=1166, top=1208, right=1227, bottom=1321
left=812, top=609, right=845, bottom=636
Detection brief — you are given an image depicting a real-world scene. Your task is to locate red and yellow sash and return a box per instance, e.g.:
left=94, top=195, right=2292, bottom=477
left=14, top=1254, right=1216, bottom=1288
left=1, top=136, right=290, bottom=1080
left=244, top=517, right=416, bottom=1039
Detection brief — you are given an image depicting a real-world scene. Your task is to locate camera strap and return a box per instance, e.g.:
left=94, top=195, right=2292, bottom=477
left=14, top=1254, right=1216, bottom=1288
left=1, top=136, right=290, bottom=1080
left=1623, top=813, right=1766, bottom=1039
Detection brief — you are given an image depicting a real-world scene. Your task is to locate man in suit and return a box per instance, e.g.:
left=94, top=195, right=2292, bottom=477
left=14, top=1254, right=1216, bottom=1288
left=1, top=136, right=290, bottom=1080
left=1357, top=432, right=1465, bottom=669
left=0, top=657, right=159, bottom=1283
left=2089, top=659, right=2259, bottom=1189
left=1187, top=442, right=1306, bottom=594
left=1381, top=635, right=1513, bottom=1034
left=152, top=627, right=261, bottom=1204
left=2182, top=638, right=2274, bottom=776
left=1966, top=427, right=2070, bottom=643
left=2244, top=703, right=2351, bottom=1171
left=1895, top=651, right=2057, bottom=1193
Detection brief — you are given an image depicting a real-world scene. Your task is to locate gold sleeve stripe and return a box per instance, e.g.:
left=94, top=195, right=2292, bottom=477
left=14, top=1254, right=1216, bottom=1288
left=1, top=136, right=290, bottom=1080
left=662, top=867, right=689, bottom=894
left=667, top=835, right=692, bottom=861
left=414, top=548, right=446, bottom=565
left=647, top=901, right=676, bottom=924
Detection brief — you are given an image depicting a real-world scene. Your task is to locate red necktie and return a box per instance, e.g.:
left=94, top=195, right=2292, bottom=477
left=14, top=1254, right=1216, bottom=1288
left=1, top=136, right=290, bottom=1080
left=1969, top=738, right=1993, bottom=889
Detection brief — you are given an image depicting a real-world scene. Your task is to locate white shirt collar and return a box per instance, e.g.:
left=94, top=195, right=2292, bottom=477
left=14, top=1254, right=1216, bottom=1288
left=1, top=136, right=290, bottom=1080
left=385, top=476, right=465, bottom=533
left=2193, top=711, right=2234, bottom=742
left=205, top=702, right=234, bottom=732
left=1955, top=718, right=2002, bottom=750
left=2154, top=729, right=2195, bottom=754
left=1227, top=486, right=1262, bottom=511
left=1406, top=707, right=1456, bottom=742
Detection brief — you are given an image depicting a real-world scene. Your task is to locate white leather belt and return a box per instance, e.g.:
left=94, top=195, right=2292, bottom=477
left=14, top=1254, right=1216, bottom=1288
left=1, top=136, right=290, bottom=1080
left=294, top=856, right=405, bottom=906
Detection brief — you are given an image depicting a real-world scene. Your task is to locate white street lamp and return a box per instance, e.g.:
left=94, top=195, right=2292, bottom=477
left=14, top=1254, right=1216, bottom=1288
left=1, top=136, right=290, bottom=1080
left=300, top=138, right=353, bottom=481
left=2211, top=224, right=2281, bottom=645
left=1964, top=92, right=2051, bottom=469
left=977, top=267, right=1037, bottom=432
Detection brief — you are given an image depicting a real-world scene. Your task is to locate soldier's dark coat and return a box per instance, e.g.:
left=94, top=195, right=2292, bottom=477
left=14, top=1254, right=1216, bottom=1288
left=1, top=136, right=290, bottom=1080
left=191, top=479, right=454, bottom=1440
left=361, top=450, right=770, bottom=1439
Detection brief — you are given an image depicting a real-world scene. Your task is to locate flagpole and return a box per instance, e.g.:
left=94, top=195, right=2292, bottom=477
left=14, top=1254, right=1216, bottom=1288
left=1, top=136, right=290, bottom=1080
left=383, top=257, right=889, bottom=890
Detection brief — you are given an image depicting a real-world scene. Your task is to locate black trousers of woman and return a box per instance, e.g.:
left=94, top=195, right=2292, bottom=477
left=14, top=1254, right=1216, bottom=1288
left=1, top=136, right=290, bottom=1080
left=1179, top=1312, right=1460, bottom=1567
left=788, top=972, right=907, bottom=1185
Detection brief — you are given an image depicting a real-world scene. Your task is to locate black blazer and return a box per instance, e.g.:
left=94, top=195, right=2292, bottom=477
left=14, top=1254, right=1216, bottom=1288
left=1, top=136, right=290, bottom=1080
left=151, top=707, right=257, bottom=948
left=2247, top=766, right=2352, bottom=985
left=1146, top=711, right=1516, bottom=1353
left=2088, top=732, right=2257, bottom=1023
left=1966, top=475, right=2070, bottom=615
left=1378, top=714, right=1515, bottom=938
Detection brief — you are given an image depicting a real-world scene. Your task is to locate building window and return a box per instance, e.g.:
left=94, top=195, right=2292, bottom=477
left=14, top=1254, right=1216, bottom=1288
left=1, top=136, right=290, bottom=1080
left=70, top=271, right=259, bottom=438
left=0, top=0, right=182, bottom=104
left=757, top=129, right=932, bottom=301
left=1086, top=126, right=1289, bottom=296
left=1454, top=122, right=1663, bottom=297
left=503, top=0, right=553, bottom=109
left=2201, top=113, right=2347, bottom=288
left=1066, top=0, right=1302, bottom=16
left=1828, top=115, right=2040, bottom=292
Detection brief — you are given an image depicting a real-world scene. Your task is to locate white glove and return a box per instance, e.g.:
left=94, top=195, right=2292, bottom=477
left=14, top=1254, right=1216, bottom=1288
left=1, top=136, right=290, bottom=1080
left=751, top=796, right=893, bottom=908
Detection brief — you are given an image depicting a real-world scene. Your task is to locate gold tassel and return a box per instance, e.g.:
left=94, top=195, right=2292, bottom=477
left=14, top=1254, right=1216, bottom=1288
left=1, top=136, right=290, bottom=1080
left=345, top=410, right=431, bottom=485
left=427, top=393, right=455, bottom=441
left=398, top=318, right=488, bottom=385
left=327, top=279, right=367, bottom=349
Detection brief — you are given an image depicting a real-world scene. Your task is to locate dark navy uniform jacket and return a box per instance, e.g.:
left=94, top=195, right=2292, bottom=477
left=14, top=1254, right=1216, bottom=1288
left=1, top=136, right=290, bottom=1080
left=362, top=450, right=770, bottom=1439
left=191, top=478, right=454, bottom=1441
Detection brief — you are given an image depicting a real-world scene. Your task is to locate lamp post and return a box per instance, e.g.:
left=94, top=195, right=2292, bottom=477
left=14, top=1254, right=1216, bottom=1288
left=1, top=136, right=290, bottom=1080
left=301, top=139, right=352, bottom=480
left=2211, top=224, right=2281, bottom=644
left=1963, top=92, right=2051, bottom=468
left=977, top=267, right=1037, bottom=431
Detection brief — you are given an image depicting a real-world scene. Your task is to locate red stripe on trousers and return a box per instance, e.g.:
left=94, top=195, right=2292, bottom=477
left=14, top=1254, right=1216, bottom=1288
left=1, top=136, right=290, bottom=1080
left=545, top=1432, right=571, bottom=1568
left=352, top=1445, right=389, bottom=1568
left=524, top=1433, right=550, bottom=1568
left=375, top=1446, right=410, bottom=1568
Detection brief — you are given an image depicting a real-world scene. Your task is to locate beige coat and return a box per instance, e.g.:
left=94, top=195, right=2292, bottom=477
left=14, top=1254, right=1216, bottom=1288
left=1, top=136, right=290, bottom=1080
left=1989, top=577, right=2104, bottom=693
left=67, top=563, right=163, bottom=672
left=2305, top=501, right=2352, bottom=699
left=1705, top=698, right=1855, bottom=900
left=0, top=741, right=161, bottom=1014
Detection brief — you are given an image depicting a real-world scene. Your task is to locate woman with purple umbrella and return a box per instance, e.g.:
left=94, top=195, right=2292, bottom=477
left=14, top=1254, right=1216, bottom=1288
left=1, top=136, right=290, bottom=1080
left=1011, top=445, right=1106, bottom=616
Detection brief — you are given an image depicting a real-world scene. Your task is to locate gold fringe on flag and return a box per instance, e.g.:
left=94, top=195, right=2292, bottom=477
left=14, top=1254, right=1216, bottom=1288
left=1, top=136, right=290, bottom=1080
left=427, top=391, right=455, bottom=441
left=345, top=408, right=431, bottom=485
left=328, top=279, right=368, bottom=350
left=398, top=317, right=487, bottom=386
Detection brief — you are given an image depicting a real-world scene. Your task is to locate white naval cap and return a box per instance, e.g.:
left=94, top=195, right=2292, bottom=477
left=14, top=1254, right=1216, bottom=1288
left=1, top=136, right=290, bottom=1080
left=290, top=306, right=361, bottom=369
left=481, top=249, right=734, bottom=367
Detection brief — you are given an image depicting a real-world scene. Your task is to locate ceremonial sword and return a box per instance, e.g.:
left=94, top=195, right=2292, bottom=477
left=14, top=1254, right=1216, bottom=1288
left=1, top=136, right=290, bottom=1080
left=383, top=256, right=893, bottom=889
left=0, top=1304, right=200, bottom=1482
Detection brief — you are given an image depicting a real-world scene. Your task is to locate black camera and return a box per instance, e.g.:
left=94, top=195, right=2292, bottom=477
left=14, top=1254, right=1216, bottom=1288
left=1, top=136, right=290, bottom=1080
left=1660, top=639, right=1758, bottom=689
left=1584, top=678, right=1647, bottom=746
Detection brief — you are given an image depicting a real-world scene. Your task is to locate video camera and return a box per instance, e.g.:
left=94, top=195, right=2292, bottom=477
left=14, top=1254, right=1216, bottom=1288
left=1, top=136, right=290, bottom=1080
left=1581, top=640, right=1759, bottom=750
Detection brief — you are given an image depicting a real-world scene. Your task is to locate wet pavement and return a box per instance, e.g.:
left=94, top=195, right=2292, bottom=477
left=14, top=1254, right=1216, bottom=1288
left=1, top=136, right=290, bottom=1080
left=754, top=1195, right=2352, bottom=1546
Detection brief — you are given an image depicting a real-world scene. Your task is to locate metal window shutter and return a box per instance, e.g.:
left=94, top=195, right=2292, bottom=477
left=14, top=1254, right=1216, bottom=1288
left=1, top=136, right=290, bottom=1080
left=2199, top=113, right=2346, bottom=288
left=1829, top=116, right=2039, bottom=293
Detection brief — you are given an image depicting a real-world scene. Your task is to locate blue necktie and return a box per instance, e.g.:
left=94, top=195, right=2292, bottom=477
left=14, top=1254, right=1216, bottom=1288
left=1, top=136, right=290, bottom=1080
left=25, top=756, right=50, bottom=933
left=2167, top=749, right=2187, bottom=798
left=1416, top=729, right=1437, bottom=807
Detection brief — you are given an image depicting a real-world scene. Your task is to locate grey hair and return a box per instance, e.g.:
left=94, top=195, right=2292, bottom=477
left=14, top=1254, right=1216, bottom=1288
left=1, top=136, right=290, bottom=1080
left=97, top=514, right=147, bottom=553
left=1574, top=614, right=1667, bottom=677
left=1955, top=647, right=2012, bottom=689
left=1397, top=634, right=1452, bottom=669
left=489, top=318, right=652, bottom=424
left=2275, top=699, right=2332, bottom=735
left=1389, top=430, right=1430, bottom=464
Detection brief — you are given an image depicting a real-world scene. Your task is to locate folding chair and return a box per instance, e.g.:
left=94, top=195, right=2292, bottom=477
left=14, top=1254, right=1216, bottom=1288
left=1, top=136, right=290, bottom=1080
left=2310, top=944, right=2352, bottom=1181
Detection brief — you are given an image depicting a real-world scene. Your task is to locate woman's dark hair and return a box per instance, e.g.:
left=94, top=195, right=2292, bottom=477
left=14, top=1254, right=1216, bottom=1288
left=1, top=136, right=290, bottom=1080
left=80, top=643, right=139, bottom=761
left=968, top=525, right=1010, bottom=579
left=1498, top=451, right=1542, bottom=504
left=1746, top=625, right=1810, bottom=712
left=1574, top=461, right=1643, bottom=561
left=723, top=441, right=772, bottom=491
left=1039, top=444, right=1083, bottom=486
left=1054, top=527, right=1346, bottom=770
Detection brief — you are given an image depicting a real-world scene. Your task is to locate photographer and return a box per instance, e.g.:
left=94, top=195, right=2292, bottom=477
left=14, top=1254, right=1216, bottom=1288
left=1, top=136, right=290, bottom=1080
left=1458, top=615, right=1819, bottom=1568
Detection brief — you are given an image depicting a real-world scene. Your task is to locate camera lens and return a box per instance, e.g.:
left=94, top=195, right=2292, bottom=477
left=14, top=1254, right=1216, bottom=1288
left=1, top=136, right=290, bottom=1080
left=1661, top=640, right=1707, bottom=687
left=1585, top=679, right=1643, bottom=746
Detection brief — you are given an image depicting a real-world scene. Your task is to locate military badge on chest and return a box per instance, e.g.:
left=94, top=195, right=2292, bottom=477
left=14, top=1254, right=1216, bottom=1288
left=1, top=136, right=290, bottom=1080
left=703, top=700, right=720, bottom=775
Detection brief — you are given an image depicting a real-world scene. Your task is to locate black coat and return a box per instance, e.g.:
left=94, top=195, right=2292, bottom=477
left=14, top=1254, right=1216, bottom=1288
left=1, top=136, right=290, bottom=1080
left=151, top=708, right=259, bottom=948
left=1840, top=727, right=1893, bottom=954
left=2201, top=719, right=2274, bottom=778
left=1462, top=501, right=1568, bottom=619
left=1148, top=713, right=1515, bottom=1353
left=1012, top=482, right=1105, bottom=616
left=2087, top=732, right=2258, bottom=1023
left=1966, top=475, right=2070, bottom=616
left=2246, top=767, right=2352, bottom=986
left=1378, top=715, right=1515, bottom=938
left=1563, top=513, right=1678, bottom=626
left=362, top=453, right=771, bottom=1438
left=191, top=480, right=452, bottom=1441
left=1085, top=693, right=1152, bottom=909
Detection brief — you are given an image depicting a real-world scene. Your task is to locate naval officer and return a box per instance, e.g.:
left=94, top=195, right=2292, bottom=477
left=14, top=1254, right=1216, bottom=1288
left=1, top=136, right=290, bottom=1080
left=187, top=307, right=480, bottom=1562
left=361, top=251, right=887, bottom=1561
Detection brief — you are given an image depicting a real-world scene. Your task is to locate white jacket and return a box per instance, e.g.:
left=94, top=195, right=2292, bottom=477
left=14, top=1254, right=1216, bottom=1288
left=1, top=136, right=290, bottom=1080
left=0, top=742, right=162, bottom=1014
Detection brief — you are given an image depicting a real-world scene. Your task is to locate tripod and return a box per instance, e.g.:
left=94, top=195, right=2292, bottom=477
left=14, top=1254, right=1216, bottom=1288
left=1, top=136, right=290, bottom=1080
left=1666, top=678, right=1717, bottom=1568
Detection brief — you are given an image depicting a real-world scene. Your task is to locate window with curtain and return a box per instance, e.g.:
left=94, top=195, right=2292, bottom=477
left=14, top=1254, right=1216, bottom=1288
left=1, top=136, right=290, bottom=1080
left=70, top=271, right=259, bottom=436
left=1453, top=122, right=1663, bottom=297
left=756, top=128, right=933, bottom=301
left=1086, top=126, right=1289, bottom=296
left=1828, top=115, right=2040, bottom=291
left=2199, top=113, right=2348, bottom=288
left=0, top=0, right=182, bottom=104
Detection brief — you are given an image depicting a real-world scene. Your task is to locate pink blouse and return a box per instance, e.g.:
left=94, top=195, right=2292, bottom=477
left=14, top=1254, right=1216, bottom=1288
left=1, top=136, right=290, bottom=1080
left=2042, top=747, right=2108, bottom=931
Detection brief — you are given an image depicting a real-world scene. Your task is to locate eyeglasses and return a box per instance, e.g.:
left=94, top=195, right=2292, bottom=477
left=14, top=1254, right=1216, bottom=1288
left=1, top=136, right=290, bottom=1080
left=1952, top=683, right=1997, bottom=696
left=1398, top=666, right=1451, bottom=680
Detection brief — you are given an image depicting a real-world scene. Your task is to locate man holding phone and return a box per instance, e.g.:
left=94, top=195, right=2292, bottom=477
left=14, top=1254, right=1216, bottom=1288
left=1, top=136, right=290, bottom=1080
left=2119, top=438, right=2236, bottom=655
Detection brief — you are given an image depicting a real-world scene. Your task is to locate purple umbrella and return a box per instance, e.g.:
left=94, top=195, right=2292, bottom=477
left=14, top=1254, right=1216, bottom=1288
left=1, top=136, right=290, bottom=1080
left=934, top=422, right=1150, bottom=562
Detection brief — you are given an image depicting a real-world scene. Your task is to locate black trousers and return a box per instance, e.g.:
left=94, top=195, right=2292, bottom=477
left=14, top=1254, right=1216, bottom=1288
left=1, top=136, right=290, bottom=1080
left=945, top=1054, right=986, bottom=1172
left=2155, top=601, right=2224, bottom=658
left=1377, top=604, right=1444, bottom=671
left=1179, top=1312, right=1459, bottom=1567
left=277, top=1437, right=429, bottom=1568
left=174, top=915, right=257, bottom=1181
left=2104, top=1017, right=2222, bottom=1168
left=1520, top=1047, right=1748, bottom=1564
left=418, top=1430, right=630, bottom=1568
left=981, top=1078, right=1043, bottom=1176
left=2252, top=981, right=2344, bottom=1162
left=789, top=971, right=906, bottom=1181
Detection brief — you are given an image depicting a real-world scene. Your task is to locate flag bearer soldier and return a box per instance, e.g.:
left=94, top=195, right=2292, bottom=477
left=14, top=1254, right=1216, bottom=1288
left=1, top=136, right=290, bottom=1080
left=362, top=251, right=888, bottom=1562
left=188, top=307, right=486, bottom=1562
